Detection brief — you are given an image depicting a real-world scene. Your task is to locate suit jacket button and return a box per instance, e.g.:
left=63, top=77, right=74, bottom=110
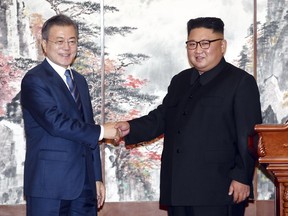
left=82, top=153, right=86, bottom=157
left=176, top=149, right=181, bottom=153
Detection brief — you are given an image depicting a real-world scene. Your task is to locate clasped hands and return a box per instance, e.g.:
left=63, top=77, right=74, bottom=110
left=102, top=121, right=130, bottom=143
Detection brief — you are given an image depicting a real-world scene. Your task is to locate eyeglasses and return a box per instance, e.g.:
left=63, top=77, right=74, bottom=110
left=185, top=38, right=223, bottom=50
left=47, top=39, right=78, bottom=47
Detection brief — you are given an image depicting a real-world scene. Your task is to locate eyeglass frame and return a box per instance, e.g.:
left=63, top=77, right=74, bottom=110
left=46, top=39, right=78, bottom=47
left=185, top=38, right=223, bottom=50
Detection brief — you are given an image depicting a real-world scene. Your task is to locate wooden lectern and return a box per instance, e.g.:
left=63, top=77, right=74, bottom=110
left=254, top=124, right=288, bottom=216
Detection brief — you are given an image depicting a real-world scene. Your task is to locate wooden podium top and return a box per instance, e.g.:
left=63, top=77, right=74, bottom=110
left=255, top=124, right=288, bottom=163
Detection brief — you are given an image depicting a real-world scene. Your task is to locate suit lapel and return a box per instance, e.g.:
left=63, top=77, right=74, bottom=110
left=42, top=60, right=70, bottom=92
left=42, top=60, right=85, bottom=119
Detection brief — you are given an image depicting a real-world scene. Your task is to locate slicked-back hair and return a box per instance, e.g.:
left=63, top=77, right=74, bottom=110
left=41, top=14, right=79, bottom=40
left=187, top=17, right=224, bottom=35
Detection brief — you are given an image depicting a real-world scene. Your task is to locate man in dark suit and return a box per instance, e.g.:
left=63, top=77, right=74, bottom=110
left=115, top=17, right=262, bottom=216
left=21, top=14, right=119, bottom=216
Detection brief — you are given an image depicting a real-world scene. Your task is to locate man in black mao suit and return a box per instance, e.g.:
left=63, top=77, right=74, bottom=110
left=21, top=14, right=119, bottom=216
left=115, top=17, right=262, bottom=216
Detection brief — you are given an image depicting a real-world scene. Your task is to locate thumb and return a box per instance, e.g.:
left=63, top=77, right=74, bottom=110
left=228, top=184, right=233, bottom=195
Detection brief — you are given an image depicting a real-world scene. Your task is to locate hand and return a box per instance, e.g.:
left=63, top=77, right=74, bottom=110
left=96, top=181, right=106, bottom=208
left=228, top=180, right=250, bottom=203
left=103, top=122, right=121, bottom=141
left=115, top=121, right=130, bottom=137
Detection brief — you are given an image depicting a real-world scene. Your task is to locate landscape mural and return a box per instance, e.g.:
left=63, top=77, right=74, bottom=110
left=0, top=0, right=286, bottom=205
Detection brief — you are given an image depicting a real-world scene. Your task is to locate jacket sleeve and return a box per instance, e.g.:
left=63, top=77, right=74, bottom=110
left=21, top=71, right=101, bottom=149
left=124, top=75, right=181, bottom=145
left=229, top=74, right=262, bottom=185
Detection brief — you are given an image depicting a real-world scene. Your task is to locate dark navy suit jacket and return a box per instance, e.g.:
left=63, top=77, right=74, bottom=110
left=21, top=59, right=102, bottom=200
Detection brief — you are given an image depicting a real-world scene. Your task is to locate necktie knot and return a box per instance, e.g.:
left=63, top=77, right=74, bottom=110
left=64, top=69, right=71, bottom=78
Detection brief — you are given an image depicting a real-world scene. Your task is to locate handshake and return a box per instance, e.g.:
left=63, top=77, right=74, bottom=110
left=102, top=121, right=130, bottom=142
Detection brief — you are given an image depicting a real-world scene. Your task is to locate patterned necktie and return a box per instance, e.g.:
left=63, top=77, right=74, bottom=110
left=64, top=69, right=83, bottom=115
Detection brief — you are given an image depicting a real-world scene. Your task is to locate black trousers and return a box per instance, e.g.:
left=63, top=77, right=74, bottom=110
left=168, top=201, right=247, bottom=216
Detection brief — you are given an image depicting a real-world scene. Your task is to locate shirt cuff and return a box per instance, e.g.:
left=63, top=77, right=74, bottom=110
left=99, top=125, right=104, bottom=141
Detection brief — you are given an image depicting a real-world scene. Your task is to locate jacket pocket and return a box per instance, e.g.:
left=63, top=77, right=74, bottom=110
left=39, top=150, right=68, bottom=161
left=200, top=96, right=223, bottom=107
left=205, top=150, right=234, bottom=163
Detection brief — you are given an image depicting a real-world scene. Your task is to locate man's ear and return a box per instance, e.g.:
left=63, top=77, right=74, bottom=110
left=41, top=39, right=47, bottom=55
left=221, top=39, right=227, bottom=55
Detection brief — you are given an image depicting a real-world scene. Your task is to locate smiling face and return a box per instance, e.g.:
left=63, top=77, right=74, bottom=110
left=187, top=27, right=226, bottom=74
left=41, top=25, right=78, bottom=69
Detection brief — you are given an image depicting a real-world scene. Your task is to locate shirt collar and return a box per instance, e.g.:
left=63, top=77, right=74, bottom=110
left=190, top=57, right=226, bottom=85
left=46, top=57, right=74, bottom=79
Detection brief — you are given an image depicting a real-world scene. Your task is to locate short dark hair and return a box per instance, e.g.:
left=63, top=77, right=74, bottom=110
left=187, top=17, right=224, bottom=35
left=41, top=14, right=79, bottom=40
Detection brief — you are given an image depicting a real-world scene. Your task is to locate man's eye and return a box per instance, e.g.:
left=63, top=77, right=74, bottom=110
left=69, top=41, right=76, bottom=45
left=56, top=41, right=64, bottom=45
left=200, top=42, right=209, bottom=46
left=188, top=43, right=196, bottom=46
